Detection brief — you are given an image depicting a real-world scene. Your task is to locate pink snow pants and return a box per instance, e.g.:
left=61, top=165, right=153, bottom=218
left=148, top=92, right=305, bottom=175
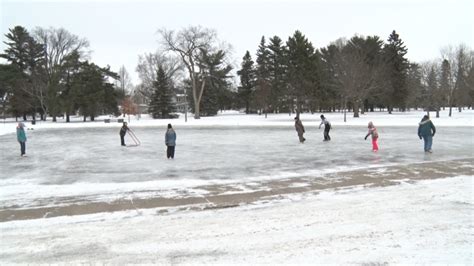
left=372, top=138, right=379, bottom=151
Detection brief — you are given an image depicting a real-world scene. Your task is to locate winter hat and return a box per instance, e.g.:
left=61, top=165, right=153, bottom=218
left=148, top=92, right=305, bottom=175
left=320, top=115, right=325, bottom=119
left=368, top=121, right=374, bottom=128
left=168, top=124, right=172, bottom=129
left=18, top=122, right=25, bottom=128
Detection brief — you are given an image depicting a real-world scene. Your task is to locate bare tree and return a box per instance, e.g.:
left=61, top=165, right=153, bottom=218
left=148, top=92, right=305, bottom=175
left=331, top=36, right=384, bottom=119
left=135, top=51, right=183, bottom=100
left=115, top=65, right=133, bottom=96
left=158, top=26, right=219, bottom=119
left=33, top=27, right=89, bottom=121
left=440, top=45, right=465, bottom=116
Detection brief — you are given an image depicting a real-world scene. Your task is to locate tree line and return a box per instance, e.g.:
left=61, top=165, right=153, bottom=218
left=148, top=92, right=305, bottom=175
left=0, top=26, right=121, bottom=122
left=1, top=25, right=472, bottom=122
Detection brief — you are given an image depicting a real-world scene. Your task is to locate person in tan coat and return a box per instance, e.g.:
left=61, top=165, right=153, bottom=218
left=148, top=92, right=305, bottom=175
left=294, top=116, right=306, bottom=143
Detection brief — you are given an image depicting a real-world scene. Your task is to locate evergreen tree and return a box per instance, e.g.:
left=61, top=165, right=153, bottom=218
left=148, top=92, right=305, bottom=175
left=319, top=44, right=342, bottom=111
left=1, top=26, right=46, bottom=120
left=148, top=66, right=175, bottom=118
left=71, top=62, right=119, bottom=121
left=454, top=47, right=471, bottom=112
left=267, top=36, right=287, bottom=112
left=255, top=36, right=271, bottom=117
left=237, top=51, right=256, bottom=114
left=199, top=50, right=233, bottom=116
left=424, top=66, right=439, bottom=115
left=286, top=30, right=317, bottom=116
left=382, top=30, right=409, bottom=113
left=406, top=63, right=423, bottom=110
left=439, top=59, right=452, bottom=111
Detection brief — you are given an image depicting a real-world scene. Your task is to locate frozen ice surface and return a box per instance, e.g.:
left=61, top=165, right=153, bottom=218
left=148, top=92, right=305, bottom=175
left=0, top=124, right=473, bottom=208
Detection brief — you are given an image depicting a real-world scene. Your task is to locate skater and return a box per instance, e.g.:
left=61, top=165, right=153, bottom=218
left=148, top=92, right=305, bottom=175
left=16, top=122, right=27, bottom=157
left=119, top=122, right=129, bottom=146
left=294, top=116, right=306, bottom=143
left=364, top=121, right=379, bottom=152
left=165, top=123, right=176, bottom=159
left=319, top=115, right=331, bottom=141
left=418, top=115, right=436, bottom=153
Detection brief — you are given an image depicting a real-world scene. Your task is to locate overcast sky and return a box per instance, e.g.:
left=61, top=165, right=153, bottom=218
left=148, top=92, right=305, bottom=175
left=1, top=0, right=473, bottom=84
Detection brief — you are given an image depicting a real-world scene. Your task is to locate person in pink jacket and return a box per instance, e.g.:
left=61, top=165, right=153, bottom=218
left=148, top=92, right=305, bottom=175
left=364, top=121, right=379, bottom=152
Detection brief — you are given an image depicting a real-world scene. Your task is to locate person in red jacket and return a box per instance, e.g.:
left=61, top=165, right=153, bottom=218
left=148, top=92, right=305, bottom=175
left=364, top=121, right=379, bottom=152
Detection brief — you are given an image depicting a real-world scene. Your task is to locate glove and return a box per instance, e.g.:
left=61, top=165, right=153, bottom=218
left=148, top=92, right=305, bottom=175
left=432, top=133, right=435, bottom=137
left=364, top=136, right=367, bottom=140
left=419, top=136, right=422, bottom=140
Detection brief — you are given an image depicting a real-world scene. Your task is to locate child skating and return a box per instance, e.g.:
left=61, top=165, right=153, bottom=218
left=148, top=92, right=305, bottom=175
left=119, top=122, right=129, bottom=146
left=319, top=115, right=331, bottom=141
left=364, top=121, right=379, bottom=152
left=16, top=122, right=27, bottom=157
left=294, top=116, right=306, bottom=143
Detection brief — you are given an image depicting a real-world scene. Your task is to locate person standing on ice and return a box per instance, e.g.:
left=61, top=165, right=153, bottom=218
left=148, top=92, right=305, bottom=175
left=16, top=122, right=27, bottom=157
left=119, top=122, right=129, bottom=146
left=319, top=115, right=331, bottom=141
left=418, top=115, right=436, bottom=153
left=364, top=121, right=379, bottom=152
left=165, top=123, right=177, bottom=159
left=294, top=116, right=306, bottom=143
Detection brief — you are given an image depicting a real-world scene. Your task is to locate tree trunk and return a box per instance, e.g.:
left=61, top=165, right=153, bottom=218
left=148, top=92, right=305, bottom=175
left=66, top=113, right=70, bottom=123
left=449, top=106, right=452, bottom=117
left=436, top=110, right=440, bottom=118
left=194, top=98, right=201, bottom=119
left=23, top=114, right=27, bottom=121
left=458, top=106, right=462, bottom=112
left=90, top=115, right=95, bottom=121
left=52, top=116, right=57, bottom=122
left=83, top=115, right=86, bottom=122
left=353, top=100, right=360, bottom=118
left=388, top=106, right=392, bottom=114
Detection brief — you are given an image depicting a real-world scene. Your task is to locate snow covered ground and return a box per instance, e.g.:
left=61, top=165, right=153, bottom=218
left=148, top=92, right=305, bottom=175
left=0, top=109, right=473, bottom=263
left=0, top=176, right=472, bottom=264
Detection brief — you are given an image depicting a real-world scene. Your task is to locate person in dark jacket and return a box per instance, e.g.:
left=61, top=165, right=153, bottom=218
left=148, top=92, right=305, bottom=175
left=119, top=122, right=129, bottom=146
left=16, top=122, right=27, bottom=157
left=294, top=116, right=306, bottom=143
left=165, top=124, right=177, bottom=159
left=418, top=115, right=436, bottom=153
left=319, top=115, right=331, bottom=141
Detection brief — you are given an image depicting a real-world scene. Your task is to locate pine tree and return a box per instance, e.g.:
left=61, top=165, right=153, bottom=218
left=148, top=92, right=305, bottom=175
left=454, top=47, right=471, bottom=112
left=382, top=30, right=409, bottom=113
left=439, top=59, right=452, bottom=112
left=199, top=50, right=232, bottom=116
left=237, top=51, right=255, bottom=114
left=286, top=30, right=317, bottom=116
left=267, top=36, right=287, bottom=113
left=1, top=26, right=45, bottom=120
left=424, top=66, right=439, bottom=115
left=255, top=36, right=271, bottom=117
left=148, top=66, right=175, bottom=118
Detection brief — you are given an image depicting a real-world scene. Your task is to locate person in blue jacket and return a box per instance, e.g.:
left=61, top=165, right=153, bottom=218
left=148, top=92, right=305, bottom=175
left=418, top=115, right=436, bottom=153
left=16, top=122, right=27, bottom=157
left=165, top=123, right=177, bottom=159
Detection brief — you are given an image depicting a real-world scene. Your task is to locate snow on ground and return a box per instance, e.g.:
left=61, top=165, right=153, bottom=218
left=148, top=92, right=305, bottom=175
left=0, top=175, right=472, bottom=264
